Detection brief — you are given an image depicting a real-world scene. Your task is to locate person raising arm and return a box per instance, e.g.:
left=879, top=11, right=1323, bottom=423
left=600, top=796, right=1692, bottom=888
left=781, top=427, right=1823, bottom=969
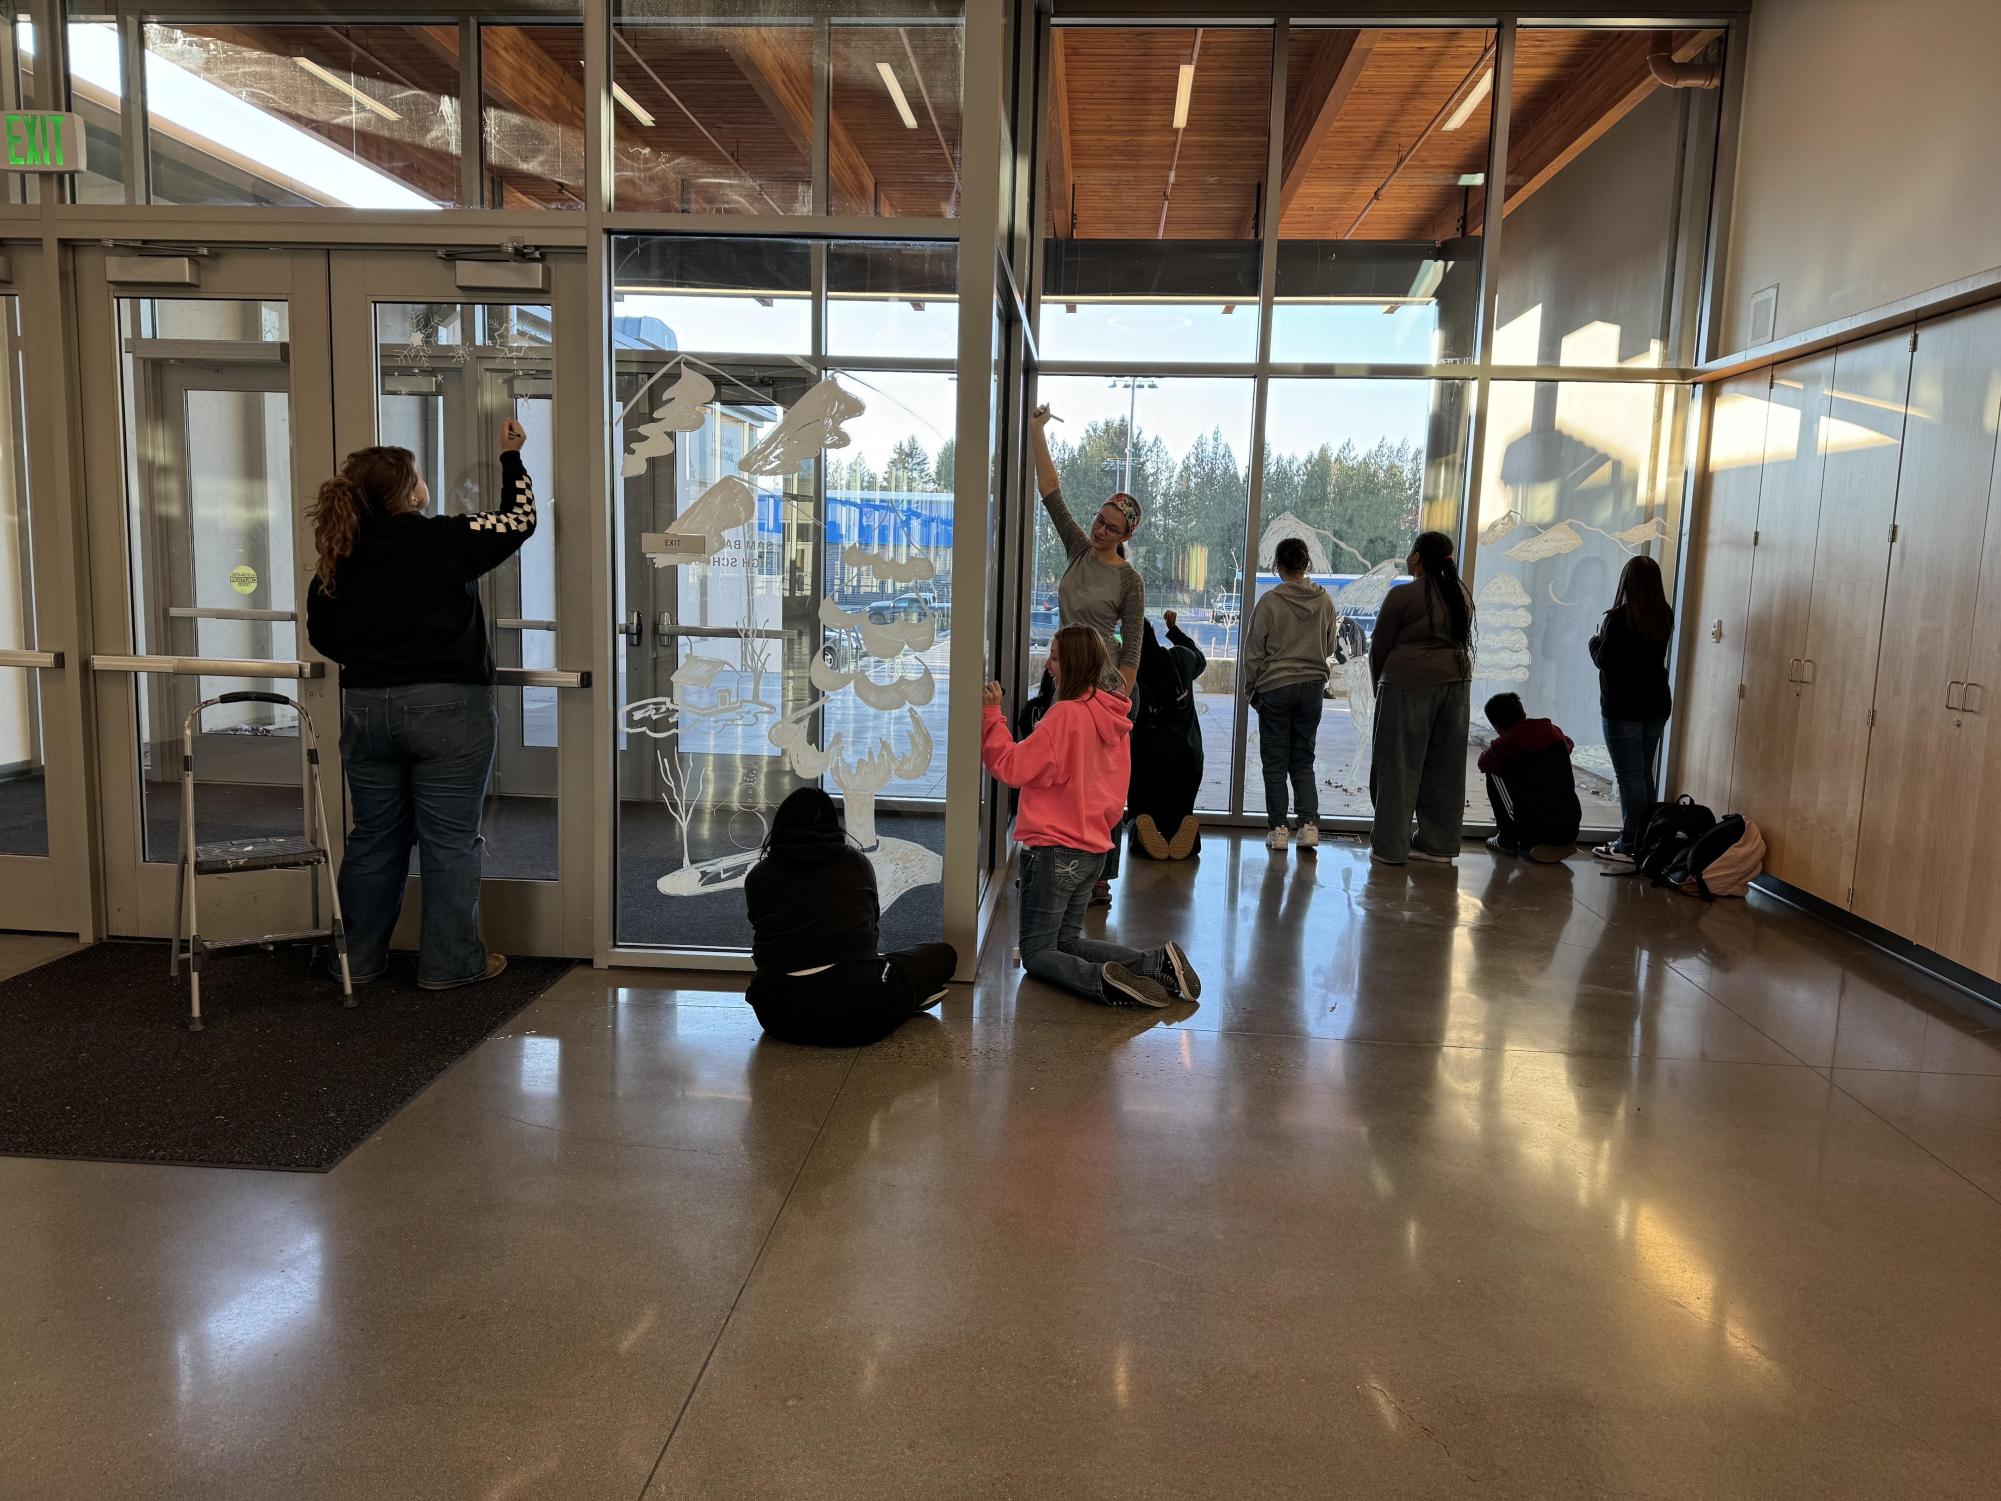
left=1028, top=403, right=1145, bottom=694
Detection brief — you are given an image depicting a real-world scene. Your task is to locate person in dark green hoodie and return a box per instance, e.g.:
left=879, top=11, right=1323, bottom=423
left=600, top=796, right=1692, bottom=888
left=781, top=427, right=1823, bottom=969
left=1244, top=537, right=1339, bottom=852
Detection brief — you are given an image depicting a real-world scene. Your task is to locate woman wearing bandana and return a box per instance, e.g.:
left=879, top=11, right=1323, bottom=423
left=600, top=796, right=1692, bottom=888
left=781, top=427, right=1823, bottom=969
left=1028, top=403, right=1146, bottom=904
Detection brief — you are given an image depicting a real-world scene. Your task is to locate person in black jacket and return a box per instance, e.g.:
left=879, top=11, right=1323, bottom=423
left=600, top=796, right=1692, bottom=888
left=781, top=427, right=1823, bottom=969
left=305, top=422, right=537, bottom=989
left=1128, top=613, right=1207, bottom=859
left=744, top=788, right=958, bottom=1046
left=1587, top=555, right=1675, bottom=864
left=1477, top=693, right=1582, bottom=861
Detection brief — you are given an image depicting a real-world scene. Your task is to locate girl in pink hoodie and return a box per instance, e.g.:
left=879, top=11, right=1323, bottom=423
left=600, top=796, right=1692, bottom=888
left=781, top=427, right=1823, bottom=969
left=983, top=626, right=1202, bottom=1009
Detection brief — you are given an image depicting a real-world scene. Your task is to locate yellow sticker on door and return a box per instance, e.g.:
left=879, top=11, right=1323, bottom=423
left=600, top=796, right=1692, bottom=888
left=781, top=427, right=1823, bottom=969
left=228, top=564, right=259, bottom=595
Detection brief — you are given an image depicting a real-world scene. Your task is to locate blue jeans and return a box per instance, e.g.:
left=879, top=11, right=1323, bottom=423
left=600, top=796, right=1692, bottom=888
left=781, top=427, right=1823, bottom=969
left=1255, top=679, right=1323, bottom=827
left=1603, top=717, right=1666, bottom=853
left=338, top=683, right=497, bottom=984
left=1017, top=845, right=1168, bottom=999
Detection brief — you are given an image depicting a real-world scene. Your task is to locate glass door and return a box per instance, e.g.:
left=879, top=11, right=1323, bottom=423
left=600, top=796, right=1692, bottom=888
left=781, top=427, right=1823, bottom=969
left=0, top=250, right=81, bottom=933
left=330, top=251, right=592, bottom=955
left=77, top=245, right=339, bottom=938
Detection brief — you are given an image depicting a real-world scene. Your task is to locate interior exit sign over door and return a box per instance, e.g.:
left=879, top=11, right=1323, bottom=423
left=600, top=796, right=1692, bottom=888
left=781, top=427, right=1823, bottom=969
left=2, top=112, right=86, bottom=173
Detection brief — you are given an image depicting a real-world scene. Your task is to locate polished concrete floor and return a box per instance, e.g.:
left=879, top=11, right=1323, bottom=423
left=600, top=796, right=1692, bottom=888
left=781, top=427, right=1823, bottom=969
left=5, top=836, right=2001, bottom=1498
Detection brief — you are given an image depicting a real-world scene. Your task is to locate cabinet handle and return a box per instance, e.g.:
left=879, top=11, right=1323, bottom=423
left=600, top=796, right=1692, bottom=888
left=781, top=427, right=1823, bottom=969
left=1785, top=657, right=1800, bottom=683
left=1967, top=682, right=1986, bottom=715
left=1946, top=680, right=1965, bottom=710
left=1799, top=659, right=1815, bottom=685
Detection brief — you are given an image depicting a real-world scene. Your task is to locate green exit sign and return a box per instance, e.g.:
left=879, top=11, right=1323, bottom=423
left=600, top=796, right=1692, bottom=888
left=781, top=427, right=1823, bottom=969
left=2, top=112, right=85, bottom=173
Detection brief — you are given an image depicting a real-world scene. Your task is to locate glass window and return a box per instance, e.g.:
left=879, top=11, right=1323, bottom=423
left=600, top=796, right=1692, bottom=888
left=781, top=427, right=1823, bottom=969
left=1491, top=29, right=1723, bottom=368
left=1030, top=374, right=1254, bottom=814
left=483, top=24, right=586, bottom=210
left=1271, top=28, right=1494, bottom=366
left=1038, top=27, right=1271, bottom=364
left=1469, top=380, right=1689, bottom=832
left=39, top=19, right=123, bottom=203
left=610, top=6, right=813, bottom=214
left=375, top=300, right=560, bottom=882
left=826, top=240, right=960, bottom=360
left=829, top=9, right=963, bottom=219
left=0, top=298, right=44, bottom=856
left=116, top=298, right=300, bottom=863
left=139, top=24, right=459, bottom=208
left=1244, top=379, right=1471, bottom=821
left=613, top=236, right=812, bottom=357
left=611, top=235, right=949, bottom=954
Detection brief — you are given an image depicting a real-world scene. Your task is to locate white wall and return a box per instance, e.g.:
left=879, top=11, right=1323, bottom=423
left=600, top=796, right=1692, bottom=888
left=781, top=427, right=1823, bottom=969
left=1720, top=0, right=2001, bottom=354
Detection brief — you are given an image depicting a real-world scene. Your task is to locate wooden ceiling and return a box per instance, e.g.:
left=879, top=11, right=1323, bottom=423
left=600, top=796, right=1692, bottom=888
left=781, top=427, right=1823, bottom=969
left=1047, top=26, right=1720, bottom=243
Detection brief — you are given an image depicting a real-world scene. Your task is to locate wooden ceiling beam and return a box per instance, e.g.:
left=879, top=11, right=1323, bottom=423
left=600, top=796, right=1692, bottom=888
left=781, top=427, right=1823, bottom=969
left=1429, top=28, right=1719, bottom=239
left=716, top=28, right=894, bottom=216
left=1045, top=29, right=1074, bottom=238
left=1243, top=28, right=1375, bottom=238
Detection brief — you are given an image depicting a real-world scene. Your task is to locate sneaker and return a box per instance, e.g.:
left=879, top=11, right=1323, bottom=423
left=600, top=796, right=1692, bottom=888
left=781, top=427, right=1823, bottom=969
left=920, top=988, right=950, bottom=1011
left=1485, top=834, right=1518, bottom=857
left=1592, top=843, right=1634, bottom=865
left=1408, top=848, right=1456, bottom=865
left=1370, top=852, right=1405, bottom=867
left=1089, top=881, right=1113, bottom=908
left=1166, top=816, right=1201, bottom=860
left=1134, top=815, right=1171, bottom=860
left=1529, top=843, right=1577, bottom=864
left=1160, top=940, right=1202, bottom=1001
left=418, top=952, right=508, bottom=990
left=1101, top=962, right=1172, bottom=1008
left=1297, top=823, right=1321, bottom=850
left=1266, top=825, right=1290, bottom=853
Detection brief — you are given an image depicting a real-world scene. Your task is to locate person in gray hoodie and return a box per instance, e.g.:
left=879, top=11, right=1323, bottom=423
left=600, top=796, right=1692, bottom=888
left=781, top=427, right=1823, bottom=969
left=1244, top=537, right=1339, bottom=851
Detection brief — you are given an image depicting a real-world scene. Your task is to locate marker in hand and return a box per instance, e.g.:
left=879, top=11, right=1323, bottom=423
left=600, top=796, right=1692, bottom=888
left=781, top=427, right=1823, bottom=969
left=983, top=681, right=1004, bottom=708
left=501, top=418, right=527, bottom=452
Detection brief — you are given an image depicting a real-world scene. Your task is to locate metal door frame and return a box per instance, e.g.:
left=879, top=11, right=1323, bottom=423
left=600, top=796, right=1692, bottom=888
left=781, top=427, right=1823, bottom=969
left=330, top=248, right=595, bottom=957
left=76, top=243, right=340, bottom=938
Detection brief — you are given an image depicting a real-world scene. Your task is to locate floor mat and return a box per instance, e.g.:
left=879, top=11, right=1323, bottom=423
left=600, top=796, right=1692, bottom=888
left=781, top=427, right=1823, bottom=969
left=0, top=942, right=572, bottom=1172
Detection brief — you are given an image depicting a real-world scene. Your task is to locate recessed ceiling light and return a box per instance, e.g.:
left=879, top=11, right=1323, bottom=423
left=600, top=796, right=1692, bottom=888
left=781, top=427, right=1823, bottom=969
left=1458, top=172, right=1485, bottom=186
left=612, top=82, right=655, bottom=129
left=1442, top=69, right=1492, bottom=132
left=1172, top=62, right=1195, bottom=130
left=293, top=56, right=400, bottom=122
left=877, top=62, right=918, bottom=129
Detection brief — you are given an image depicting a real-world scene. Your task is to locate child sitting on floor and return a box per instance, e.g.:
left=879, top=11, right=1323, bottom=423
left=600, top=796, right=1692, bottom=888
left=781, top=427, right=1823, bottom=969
left=1477, top=692, right=1583, bottom=863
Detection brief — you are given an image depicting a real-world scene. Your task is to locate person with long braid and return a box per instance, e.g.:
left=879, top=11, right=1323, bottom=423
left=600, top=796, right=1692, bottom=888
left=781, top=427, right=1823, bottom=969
left=1367, top=530, right=1476, bottom=867
left=305, top=420, right=537, bottom=988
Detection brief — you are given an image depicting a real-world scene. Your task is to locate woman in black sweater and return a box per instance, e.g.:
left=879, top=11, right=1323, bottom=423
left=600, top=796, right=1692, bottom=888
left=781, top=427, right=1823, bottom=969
left=305, top=421, right=537, bottom=988
left=1588, top=555, right=1675, bottom=863
left=744, top=788, right=958, bottom=1046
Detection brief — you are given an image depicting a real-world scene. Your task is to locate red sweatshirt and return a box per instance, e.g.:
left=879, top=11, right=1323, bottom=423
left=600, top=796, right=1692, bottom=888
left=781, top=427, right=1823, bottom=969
left=982, top=691, right=1134, bottom=853
left=1477, top=717, right=1573, bottom=774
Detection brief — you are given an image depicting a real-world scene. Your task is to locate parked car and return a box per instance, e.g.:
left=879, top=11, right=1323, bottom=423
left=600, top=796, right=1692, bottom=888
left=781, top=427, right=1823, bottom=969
left=866, top=591, right=947, bottom=630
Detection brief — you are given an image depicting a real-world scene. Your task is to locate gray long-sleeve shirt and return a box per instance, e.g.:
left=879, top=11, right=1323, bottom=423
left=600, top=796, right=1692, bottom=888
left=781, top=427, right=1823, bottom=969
left=1041, top=487, right=1144, bottom=680
left=1369, top=577, right=1474, bottom=689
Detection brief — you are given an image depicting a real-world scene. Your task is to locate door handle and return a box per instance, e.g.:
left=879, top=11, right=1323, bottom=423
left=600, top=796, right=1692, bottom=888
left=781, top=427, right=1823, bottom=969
left=1799, top=658, right=1815, bottom=685
left=1946, top=680, right=1965, bottom=710
left=1966, top=681, right=1985, bottom=715
left=1785, top=657, right=1801, bottom=683
left=616, top=610, right=643, bottom=646
left=0, top=648, right=62, bottom=669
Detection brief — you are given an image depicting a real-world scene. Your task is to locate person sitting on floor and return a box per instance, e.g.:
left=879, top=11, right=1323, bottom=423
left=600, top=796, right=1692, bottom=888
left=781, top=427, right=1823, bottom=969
left=1128, top=612, right=1208, bottom=860
left=982, top=625, right=1202, bottom=1010
left=743, top=787, right=958, bottom=1047
left=1477, top=692, right=1583, bottom=863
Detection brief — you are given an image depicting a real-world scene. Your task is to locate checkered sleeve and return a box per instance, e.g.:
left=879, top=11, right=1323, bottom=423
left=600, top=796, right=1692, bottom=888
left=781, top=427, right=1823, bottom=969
left=444, top=450, right=539, bottom=579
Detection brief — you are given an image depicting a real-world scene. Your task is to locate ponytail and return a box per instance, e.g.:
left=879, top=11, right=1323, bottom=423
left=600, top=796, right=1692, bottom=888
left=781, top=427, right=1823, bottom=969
left=1412, top=530, right=1472, bottom=647
left=308, top=446, right=421, bottom=595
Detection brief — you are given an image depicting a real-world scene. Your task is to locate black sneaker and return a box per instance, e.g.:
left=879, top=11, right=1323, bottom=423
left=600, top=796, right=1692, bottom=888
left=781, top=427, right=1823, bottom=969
left=1100, top=962, right=1171, bottom=1008
left=1160, top=940, right=1202, bottom=1001
left=920, top=988, right=949, bottom=1011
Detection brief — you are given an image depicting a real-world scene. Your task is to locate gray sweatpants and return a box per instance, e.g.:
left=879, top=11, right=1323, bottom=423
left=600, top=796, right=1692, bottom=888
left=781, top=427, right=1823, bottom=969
left=1368, top=680, right=1471, bottom=863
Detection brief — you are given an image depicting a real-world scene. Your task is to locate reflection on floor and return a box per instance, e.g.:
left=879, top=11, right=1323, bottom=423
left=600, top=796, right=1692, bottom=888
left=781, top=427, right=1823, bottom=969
left=6, top=832, right=2001, bottom=1495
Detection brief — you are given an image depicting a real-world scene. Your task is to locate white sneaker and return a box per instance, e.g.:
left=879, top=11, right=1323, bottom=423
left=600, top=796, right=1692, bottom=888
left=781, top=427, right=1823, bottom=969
left=1408, top=848, right=1456, bottom=866
left=1266, top=825, right=1290, bottom=852
left=1297, top=823, right=1321, bottom=850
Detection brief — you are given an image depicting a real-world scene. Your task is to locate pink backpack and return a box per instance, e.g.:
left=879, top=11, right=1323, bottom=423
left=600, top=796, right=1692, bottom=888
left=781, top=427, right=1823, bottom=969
left=1679, top=818, right=1765, bottom=899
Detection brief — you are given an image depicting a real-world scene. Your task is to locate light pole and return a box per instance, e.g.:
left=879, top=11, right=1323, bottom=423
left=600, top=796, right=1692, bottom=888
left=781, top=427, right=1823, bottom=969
left=1107, top=376, right=1158, bottom=492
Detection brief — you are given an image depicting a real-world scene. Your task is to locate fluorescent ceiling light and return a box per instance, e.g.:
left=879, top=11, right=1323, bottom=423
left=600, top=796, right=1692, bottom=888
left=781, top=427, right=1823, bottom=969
left=1442, top=68, right=1492, bottom=132
left=877, top=62, right=918, bottom=129
left=1172, top=62, right=1195, bottom=130
left=1457, top=172, right=1485, bottom=186
left=612, top=82, right=655, bottom=128
left=293, top=56, right=400, bottom=122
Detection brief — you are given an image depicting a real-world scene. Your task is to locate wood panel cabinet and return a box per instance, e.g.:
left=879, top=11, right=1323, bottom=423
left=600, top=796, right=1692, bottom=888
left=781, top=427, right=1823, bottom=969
left=1852, top=302, right=2001, bottom=947
left=1785, top=333, right=1912, bottom=903
left=1729, top=352, right=1832, bottom=884
left=1672, top=372, right=1768, bottom=811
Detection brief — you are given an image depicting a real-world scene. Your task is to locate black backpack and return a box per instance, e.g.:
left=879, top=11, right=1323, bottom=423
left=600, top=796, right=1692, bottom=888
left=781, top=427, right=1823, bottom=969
left=1629, top=795, right=1716, bottom=881
left=1664, top=814, right=1747, bottom=895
